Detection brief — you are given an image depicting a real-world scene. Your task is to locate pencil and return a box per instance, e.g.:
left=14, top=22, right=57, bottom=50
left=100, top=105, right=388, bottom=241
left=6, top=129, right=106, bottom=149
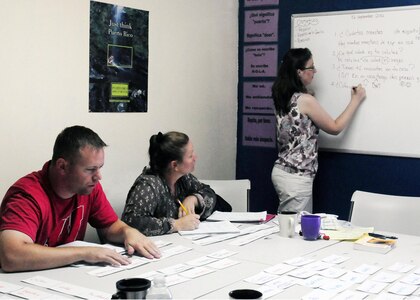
left=177, top=199, right=189, bottom=215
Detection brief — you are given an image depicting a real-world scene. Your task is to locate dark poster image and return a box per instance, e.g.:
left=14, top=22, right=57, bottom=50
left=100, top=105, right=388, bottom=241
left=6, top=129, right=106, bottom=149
left=89, top=1, right=149, bottom=112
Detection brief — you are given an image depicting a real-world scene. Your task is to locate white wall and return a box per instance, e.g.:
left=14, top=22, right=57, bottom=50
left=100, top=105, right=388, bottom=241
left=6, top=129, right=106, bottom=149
left=0, top=0, right=238, bottom=213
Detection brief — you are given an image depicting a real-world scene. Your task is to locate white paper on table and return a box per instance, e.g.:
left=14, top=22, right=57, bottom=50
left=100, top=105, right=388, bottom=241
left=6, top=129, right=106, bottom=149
left=388, top=282, right=418, bottom=296
left=353, top=264, right=382, bottom=275
left=283, top=256, right=315, bottom=267
left=50, top=282, right=111, bottom=300
left=153, top=240, right=173, bottom=248
left=356, top=280, right=387, bottom=294
left=186, top=256, right=218, bottom=267
left=21, top=276, right=61, bottom=289
left=305, top=261, right=334, bottom=271
left=160, top=245, right=192, bottom=258
left=207, top=211, right=267, bottom=222
left=181, top=233, right=210, bottom=240
left=49, top=282, right=86, bottom=298
left=207, top=249, right=238, bottom=259
left=386, top=262, right=416, bottom=273
left=0, top=281, right=23, bottom=293
left=123, top=257, right=151, bottom=269
left=257, top=284, right=283, bottom=299
left=318, top=278, right=353, bottom=293
left=134, top=270, right=160, bottom=280
left=264, top=263, right=296, bottom=275
left=178, top=220, right=240, bottom=235
left=287, top=267, right=318, bottom=279
left=301, top=289, right=337, bottom=300
left=372, top=292, right=406, bottom=300
left=58, top=241, right=125, bottom=253
left=238, top=223, right=272, bottom=235
left=340, top=271, right=370, bottom=284
left=207, top=258, right=240, bottom=270
left=164, top=274, right=190, bottom=286
left=87, top=256, right=151, bottom=276
left=193, top=233, right=240, bottom=246
left=332, top=290, right=369, bottom=300
left=229, top=226, right=277, bottom=246
left=88, top=265, right=125, bottom=277
left=179, top=266, right=215, bottom=279
left=158, top=263, right=193, bottom=275
left=22, top=276, right=109, bottom=300
left=317, top=267, right=347, bottom=279
left=322, top=226, right=373, bottom=240
left=244, top=271, right=279, bottom=285
left=264, top=275, right=296, bottom=290
left=400, top=273, right=420, bottom=285
left=9, top=286, right=55, bottom=300
left=321, top=254, right=351, bottom=264
left=371, top=271, right=401, bottom=283
left=298, top=274, right=329, bottom=288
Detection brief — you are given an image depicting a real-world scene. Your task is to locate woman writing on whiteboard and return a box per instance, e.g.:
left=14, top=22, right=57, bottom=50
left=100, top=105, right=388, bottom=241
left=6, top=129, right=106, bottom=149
left=271, top=48, right=366, bottom=213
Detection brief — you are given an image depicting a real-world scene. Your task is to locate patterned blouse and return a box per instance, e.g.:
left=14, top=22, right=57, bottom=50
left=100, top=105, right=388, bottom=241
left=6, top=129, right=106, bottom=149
left=121, top=168, right=216, bottom=236
left=274, top=92, right=319, bottom=177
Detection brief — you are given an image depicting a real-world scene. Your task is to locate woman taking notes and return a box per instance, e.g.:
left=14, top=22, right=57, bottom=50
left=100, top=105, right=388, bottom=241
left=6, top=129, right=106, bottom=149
left=271, top=48, right=366, bottom=213
left=121, top=131, right=216, bottom=236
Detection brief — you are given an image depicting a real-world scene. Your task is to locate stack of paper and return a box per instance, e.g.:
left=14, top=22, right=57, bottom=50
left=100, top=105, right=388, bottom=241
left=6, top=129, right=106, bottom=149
left=353, top=234, right=396, bottom=254
left=206, top=211, right=267, bottom=222
left=178, top=220, right=240, bottom=235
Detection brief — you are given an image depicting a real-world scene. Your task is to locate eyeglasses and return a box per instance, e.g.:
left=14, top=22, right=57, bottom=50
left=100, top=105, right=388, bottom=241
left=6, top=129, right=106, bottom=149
left=301, top=66, right=316, bottom=71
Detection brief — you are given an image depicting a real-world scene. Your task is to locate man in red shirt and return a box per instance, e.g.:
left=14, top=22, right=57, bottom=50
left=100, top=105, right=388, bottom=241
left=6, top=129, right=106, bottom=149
left=0, top=125, right=161, bottom=272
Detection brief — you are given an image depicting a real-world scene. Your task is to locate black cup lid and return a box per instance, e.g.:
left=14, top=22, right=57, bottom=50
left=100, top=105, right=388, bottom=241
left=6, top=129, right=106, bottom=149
left=229, top=289, right=263, bottom=299
left=116, top=278, right=151, bottom=292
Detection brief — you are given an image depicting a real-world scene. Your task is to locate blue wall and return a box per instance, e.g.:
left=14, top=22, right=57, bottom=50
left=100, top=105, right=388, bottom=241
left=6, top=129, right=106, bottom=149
left=237, top=0, right=420, bottom=219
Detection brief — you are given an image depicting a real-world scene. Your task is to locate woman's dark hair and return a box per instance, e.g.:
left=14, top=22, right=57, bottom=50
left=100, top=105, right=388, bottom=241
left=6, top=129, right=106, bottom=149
left=52, top=125, right=107, bottom=164
left=148, top=131, right=189, bottom=176
left=272, top=48, right=312, bottom=115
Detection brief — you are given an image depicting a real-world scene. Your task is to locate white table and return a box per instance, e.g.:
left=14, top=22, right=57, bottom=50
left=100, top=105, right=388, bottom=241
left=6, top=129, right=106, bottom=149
left=1, top=223, right=418, bottom=299
left=201, top=232, right=420, bottom=299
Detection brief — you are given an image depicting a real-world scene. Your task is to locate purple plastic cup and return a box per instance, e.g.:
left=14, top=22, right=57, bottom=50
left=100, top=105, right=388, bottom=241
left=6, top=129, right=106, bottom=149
left=301, top=215, right=321, bottom=240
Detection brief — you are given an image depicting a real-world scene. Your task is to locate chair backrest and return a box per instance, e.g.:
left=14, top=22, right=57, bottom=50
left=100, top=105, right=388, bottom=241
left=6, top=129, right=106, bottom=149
left=200, top=179, right=251, bottom=212
left=349, top=190, right=420, bottom=236
left=84, top=188, right=127, bottom=244
left=84, top=224, right=101, bottom=243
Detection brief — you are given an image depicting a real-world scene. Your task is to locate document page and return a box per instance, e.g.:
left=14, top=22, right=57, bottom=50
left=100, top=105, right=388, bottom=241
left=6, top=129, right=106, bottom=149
left=178, top=220, right=240, bottom=235
left=207, top=211, right=267, bottom=222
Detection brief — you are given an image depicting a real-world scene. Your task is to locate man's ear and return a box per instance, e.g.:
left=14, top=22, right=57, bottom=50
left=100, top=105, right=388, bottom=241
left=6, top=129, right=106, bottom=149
left=55, top=158, right=69, bottom=174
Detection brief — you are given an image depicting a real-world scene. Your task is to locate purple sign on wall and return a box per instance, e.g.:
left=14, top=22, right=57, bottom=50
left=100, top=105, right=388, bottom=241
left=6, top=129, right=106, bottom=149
left=244, top=10, right=278, bottom=42
left=244, top=0, right=279, bottom=7
left=243, top=81, right=274, bottom=114
left=242, top=114, right=276, bottom=148
left=243, top=44, right=278, bottom=77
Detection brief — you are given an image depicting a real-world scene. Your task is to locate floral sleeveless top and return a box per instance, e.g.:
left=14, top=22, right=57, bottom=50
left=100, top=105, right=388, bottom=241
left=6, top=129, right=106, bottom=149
left=274, top=93, right=319, bottom=177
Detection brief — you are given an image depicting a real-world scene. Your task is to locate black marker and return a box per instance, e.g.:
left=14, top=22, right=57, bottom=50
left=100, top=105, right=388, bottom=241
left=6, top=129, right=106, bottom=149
left=368, top=232, right=398, bottom=240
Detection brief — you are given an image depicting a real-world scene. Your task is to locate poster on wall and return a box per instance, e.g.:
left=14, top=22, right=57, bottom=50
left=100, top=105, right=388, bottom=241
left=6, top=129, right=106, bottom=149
left=89, top=1, right=149, bottom=112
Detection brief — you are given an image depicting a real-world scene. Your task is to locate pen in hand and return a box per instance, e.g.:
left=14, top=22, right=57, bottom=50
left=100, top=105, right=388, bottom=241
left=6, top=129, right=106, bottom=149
left=177, top=199, right=189, bottom=215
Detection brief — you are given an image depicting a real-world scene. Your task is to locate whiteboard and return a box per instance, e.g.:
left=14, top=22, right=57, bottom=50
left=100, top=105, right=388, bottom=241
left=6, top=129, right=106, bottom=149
left=292, top=6, right=420, bottom=157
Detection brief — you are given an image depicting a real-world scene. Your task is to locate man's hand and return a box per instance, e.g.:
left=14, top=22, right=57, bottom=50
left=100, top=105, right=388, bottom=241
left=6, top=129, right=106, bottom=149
left=82, top=247, right=131, bottom=267
left=123, top=227, right=161, bottom=259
